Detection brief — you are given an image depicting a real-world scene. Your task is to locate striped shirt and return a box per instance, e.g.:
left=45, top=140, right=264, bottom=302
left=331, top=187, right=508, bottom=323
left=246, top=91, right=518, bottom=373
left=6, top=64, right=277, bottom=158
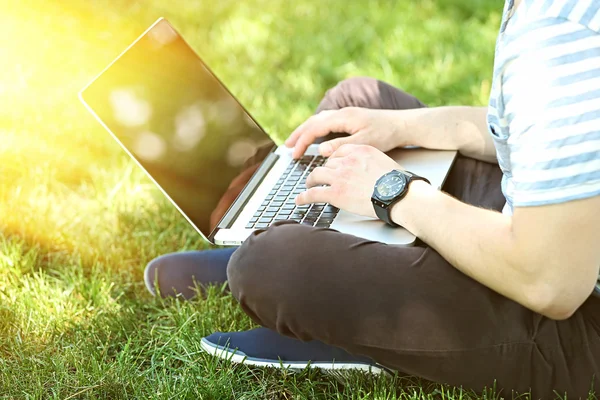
left=487, top=0, right=600, bottom=296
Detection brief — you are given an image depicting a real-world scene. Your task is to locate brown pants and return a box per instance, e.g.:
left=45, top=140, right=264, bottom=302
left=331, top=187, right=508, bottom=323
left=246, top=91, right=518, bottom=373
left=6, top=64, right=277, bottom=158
left=227, top=77, right=600, bottom=399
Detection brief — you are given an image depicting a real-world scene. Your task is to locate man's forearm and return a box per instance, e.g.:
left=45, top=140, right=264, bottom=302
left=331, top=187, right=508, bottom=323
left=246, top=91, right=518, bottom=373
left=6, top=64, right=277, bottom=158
left=400, top=106, right=497, bottom=164
left=389, top=181, right=580, bottom=319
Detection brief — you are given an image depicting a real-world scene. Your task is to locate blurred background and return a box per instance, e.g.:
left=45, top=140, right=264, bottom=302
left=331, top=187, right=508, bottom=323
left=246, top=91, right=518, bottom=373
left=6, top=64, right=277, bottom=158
left=0, top=0, right=501, bottom=397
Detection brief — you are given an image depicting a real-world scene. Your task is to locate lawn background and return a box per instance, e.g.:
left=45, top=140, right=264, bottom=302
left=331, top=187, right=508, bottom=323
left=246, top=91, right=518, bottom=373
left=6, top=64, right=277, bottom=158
left=0, top=0, right=548, bottom=398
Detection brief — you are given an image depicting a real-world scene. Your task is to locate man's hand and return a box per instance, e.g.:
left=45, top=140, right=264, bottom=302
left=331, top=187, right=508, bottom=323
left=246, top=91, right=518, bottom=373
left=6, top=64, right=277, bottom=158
left=285, top=108, right=408, bottom=159
left=286, top=106, right=498, bottom=163
left=296, top=144, right=400, bottom=218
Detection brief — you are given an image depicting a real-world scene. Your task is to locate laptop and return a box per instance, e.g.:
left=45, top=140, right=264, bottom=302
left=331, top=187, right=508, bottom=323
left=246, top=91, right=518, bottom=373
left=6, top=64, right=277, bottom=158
left=79, top=18, right=456, bottom=246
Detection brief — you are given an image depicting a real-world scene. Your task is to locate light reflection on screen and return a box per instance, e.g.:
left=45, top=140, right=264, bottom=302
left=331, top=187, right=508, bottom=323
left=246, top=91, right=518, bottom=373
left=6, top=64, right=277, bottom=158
left=83, top=20, right=275, bottom=237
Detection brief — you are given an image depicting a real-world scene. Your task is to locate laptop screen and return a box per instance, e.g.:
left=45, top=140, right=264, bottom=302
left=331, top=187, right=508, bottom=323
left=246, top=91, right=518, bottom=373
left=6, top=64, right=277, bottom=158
left=81, top=19, right=275, bottom=239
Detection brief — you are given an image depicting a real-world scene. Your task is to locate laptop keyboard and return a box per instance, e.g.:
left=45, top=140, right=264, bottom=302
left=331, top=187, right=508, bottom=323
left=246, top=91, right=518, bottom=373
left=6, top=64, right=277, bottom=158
left=246, top=155, right=340, bottom=229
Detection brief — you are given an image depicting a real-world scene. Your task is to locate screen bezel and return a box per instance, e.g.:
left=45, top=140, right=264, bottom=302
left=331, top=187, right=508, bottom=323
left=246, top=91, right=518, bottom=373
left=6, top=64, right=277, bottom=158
left=79, top=17, right=276, bottom=243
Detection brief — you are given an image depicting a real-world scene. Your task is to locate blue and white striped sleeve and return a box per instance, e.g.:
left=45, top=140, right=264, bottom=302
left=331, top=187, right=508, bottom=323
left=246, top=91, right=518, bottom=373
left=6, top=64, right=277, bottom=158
left=500, top=17, right=600, bottom=207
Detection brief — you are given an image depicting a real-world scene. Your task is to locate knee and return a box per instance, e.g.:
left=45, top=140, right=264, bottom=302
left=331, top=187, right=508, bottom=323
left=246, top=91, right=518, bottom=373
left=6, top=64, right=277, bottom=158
left=324, top=76, right=376, bottom=100
left=226, top=222, right=331, bottom=336
left=332, top=76, right=378, bottom=93
left=317, top=77, right=378, bottom=112
left=226, top=221, right=314, bottom=303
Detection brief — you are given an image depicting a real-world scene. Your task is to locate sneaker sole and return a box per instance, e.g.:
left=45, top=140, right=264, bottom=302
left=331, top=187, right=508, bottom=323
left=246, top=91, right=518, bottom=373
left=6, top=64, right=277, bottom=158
left=200, top=337, right=389, bottom=375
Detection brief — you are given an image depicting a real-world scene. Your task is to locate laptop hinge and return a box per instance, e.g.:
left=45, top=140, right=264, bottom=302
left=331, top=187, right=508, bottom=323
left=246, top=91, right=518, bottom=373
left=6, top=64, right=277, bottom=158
left=208, top=151, right=279, bottom=240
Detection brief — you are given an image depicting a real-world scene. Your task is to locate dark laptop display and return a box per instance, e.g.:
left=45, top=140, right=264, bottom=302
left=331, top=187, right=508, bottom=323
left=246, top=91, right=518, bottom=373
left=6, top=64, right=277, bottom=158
left=81, top=20, right=274, bottom=236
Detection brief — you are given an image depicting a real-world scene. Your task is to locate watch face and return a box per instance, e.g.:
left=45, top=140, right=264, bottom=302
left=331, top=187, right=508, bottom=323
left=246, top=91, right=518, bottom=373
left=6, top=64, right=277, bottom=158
left=375, top=172, right=406, bottom=200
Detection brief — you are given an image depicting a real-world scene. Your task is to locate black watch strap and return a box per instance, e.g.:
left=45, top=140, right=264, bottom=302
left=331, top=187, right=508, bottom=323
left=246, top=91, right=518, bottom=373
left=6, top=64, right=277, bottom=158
left=374, top=202, right=399, bottom=227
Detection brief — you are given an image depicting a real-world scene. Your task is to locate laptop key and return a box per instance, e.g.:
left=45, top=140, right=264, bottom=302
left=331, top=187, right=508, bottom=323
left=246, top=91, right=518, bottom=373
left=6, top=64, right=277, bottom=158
left=317, top=218, right=334, bottom=225
left=320, top=212, right=337, bottom=219
left=277, top=210, right=292, bottom=216
left=246, top=223, right=255, bottom=229
left=262, top=211, right=277, bottom=218
left=255, top=223, right=269, bottom=229
left=303, top=216, right=317, bottom=223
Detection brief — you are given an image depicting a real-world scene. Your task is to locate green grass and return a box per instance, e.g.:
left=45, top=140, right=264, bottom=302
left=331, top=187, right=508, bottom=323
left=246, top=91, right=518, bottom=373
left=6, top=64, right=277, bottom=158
left=0, top=0, right=587, bottom=398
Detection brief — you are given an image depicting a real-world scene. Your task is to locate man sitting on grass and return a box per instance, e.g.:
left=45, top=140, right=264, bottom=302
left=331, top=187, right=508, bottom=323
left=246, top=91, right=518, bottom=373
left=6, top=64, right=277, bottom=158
left=144, top=0, right=600, bottom=397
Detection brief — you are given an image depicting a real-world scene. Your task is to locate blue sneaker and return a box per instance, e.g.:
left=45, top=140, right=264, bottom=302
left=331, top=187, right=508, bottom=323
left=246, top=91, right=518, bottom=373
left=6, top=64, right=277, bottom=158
left=201, top=328, right=390, bottom=374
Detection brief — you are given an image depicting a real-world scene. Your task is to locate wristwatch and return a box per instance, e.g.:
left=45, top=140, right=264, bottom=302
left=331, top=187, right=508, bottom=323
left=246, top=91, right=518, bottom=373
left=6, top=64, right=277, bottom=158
left=371, top=170, right=430, bottom=227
